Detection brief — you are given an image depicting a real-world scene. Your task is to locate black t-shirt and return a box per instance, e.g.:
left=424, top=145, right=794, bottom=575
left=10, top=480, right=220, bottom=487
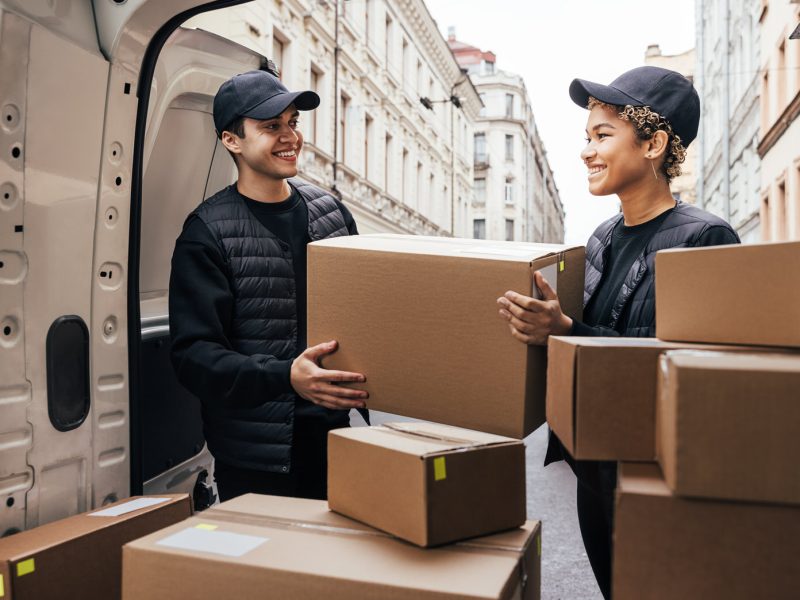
left=169, top=184, right=357, bottom=423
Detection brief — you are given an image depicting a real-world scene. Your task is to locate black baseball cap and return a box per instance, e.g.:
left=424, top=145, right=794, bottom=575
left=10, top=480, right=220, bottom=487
left=569, top=66, right=700, bottom=147
left=213, top=69, right=320, bottom=136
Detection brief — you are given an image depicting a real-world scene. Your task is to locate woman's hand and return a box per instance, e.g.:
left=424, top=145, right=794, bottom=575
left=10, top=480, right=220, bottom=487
left=497, top=271, right=573, bottom=345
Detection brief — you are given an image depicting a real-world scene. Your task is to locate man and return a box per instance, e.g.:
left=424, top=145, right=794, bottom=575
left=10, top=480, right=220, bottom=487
left=169, top=69, right=367, bottom=502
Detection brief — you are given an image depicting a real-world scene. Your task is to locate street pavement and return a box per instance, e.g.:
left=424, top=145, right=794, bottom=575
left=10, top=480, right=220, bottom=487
left=354, top=411, right=602, bottom=600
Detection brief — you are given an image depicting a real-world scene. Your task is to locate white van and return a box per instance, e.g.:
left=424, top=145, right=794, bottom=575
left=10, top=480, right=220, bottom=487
left=0, top=0, right=268, bottom=535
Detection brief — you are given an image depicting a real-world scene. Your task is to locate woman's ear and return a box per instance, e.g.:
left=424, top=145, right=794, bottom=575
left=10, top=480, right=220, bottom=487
left=646, top=130, right=669, bottom=160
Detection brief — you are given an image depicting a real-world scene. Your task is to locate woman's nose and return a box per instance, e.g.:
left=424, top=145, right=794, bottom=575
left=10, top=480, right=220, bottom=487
left=580, top=143, right=595, bottom=162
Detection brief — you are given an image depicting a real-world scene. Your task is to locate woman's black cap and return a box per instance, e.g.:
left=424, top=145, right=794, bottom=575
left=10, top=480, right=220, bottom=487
left=569, top=66, right=700, bottom=147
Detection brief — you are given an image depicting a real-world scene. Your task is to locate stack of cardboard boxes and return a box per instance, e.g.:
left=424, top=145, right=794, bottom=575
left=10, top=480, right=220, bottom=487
left=546, top=240, right=800, bottom=599
left=120, top=234, right=587, bottom=599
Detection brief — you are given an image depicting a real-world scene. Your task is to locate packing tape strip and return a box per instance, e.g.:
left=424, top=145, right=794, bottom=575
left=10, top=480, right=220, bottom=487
left=16, top=558, right=34, bottom=577
left=195, top=523, right=218, bottom=531
left=379, top=423, right=484, bottom=446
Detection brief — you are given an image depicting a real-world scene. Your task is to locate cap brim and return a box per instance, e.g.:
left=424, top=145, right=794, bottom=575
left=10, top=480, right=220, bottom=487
left=569, top=78, right=643, bottom=110
left=243, top=90, right=320, bottom=121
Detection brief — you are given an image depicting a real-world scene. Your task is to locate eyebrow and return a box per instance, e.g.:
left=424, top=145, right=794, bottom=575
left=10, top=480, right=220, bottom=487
left=587, top=122, right=617, bottom=133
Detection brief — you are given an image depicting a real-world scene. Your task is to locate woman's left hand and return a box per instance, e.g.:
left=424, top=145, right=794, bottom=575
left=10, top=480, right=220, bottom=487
left=497, top=271, right=573, bottom=345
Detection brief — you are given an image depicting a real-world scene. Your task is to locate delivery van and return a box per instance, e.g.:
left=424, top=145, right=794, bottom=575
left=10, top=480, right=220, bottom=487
left=0, top=0, right=265, bottom=535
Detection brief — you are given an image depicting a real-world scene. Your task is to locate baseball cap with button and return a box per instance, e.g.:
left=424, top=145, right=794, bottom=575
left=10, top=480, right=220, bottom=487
left=569, top=66, right=700, bottom=147
left=213, top=69, right=320, bottom=136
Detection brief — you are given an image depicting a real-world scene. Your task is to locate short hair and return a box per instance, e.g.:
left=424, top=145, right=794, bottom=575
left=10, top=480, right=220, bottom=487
left=220, top=116, right=246, bottom=164
left=587, top=96, right=687, bottom=183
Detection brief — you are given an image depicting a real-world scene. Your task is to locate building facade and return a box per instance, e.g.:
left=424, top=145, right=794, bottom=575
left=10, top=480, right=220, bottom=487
left=447, top=32, right=564, bottom=243
left=696, top=0, right=762, bottom=242
left=185, top=0, right=482, bottom=236
left=757, top=0, right=800, bottom=241
left=644, top=45, right=698, bottom=205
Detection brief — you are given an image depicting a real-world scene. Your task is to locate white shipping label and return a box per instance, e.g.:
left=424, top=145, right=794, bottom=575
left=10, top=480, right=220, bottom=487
left=531, top=263, right=558, bottom=299
left=89, top=497, right=171, bottom=517
left=156, top=527, right=268, bottom=557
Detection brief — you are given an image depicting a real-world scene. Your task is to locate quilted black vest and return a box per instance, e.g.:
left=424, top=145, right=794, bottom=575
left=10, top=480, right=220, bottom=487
left=192, top=178, right=350, bottom=473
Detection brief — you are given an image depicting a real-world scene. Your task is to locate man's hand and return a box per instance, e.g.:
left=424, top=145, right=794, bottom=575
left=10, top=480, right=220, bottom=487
left=497, top=270, right=573, bottom=345
left=291, top=340, right=368, bottom=410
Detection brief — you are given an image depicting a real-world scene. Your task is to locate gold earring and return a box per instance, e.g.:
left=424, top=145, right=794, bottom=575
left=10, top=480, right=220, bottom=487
left=651, top=161, right=658, bottom=180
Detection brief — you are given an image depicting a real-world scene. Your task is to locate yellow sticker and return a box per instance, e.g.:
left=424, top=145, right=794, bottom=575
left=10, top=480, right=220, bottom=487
left=433, top=456, right=447, bottom=481
left=0, top=573, right=5, bottom=597
left=537, top=534, right=542, bottom=556
left=17, top=558, right=35, bottom=577
left=194, top=523, right=218, bottom=531
left=559, top=260, right=565, bottom=272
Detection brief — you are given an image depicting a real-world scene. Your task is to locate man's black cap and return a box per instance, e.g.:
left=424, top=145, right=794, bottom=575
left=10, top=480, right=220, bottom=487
left=569, top=66, right=700, bottom=147
left=213, top=69, right=320, bottom=135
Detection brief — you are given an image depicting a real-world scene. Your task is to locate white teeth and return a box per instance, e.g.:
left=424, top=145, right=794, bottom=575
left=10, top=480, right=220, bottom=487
left=588, top=166, right=605, bottom=175
left=276, top=151, right=296, bottom=157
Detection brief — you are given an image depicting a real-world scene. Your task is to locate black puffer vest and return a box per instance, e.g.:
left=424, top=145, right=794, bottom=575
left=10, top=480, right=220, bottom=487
left=192, top=178, right=350, bottom=473
left=582, top=201, right=738, bottom=336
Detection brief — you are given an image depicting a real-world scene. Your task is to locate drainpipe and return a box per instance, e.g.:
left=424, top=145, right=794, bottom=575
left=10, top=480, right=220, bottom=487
left=722, top=0, right=731, bottom=222
left=697, top=0, right=705, bottom=208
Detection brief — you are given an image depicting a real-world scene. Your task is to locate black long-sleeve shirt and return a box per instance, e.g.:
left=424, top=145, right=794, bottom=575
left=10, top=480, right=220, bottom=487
left=169, top=186, right=358, bottom=419
left=570, top=210, right=740, bottom=336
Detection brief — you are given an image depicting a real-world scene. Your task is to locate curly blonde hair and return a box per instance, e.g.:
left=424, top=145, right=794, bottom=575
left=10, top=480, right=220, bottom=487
left=587, top=97, right=686, bottom=182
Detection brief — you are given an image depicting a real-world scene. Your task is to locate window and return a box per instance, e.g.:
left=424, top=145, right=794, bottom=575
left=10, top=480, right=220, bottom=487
left=474, top=178, right=486, bottom=204
left=482, top=60, right=495, bottom=75
left=308, top=66, right=321, bottom=143
left=505, top=93, right=514, bottom=118
left=385, top=133, right=393, bottom=192
left=505, top=134, right=514, bottom=161
left=761, top=70, right=770, bottom=134
left=776, top=177, right=787, bottom=241
left=416, top=161, right=424, bottom=210
left=473, top=219, right=486, bottom=239
left=402, top=38, right=409, bottom=89
left=505, top=180, right=514, bottom=204
left=401, top=147, right=409, bottom=201
left=778, top=41, right=787, bottom=110
left=505, top=219, right=514, bottom=242
left=339, top=92, right=349, bottom=164
left=385, top=14, right=392, bottom=65
left=364, top=113, right=373, bottom=180
left=761, top=190, right=771, bottom=241
left=474, top=133, right=487, bottom=162
left=272, top=30, right=286, bottom=76
left=364, top=0, right=370, bottom=44
left=416, top=59, right=423, bottom=94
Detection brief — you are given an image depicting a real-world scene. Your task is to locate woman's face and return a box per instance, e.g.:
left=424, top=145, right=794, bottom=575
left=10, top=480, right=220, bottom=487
left=581, top=104, right=649, bottom=197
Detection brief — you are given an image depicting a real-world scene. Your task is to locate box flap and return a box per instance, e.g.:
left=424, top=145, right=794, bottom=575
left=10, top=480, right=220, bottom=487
left=330, top=423, right=519, bottom=457
left=661, top=349, right=800, bottom=373
left=617, top=463, right=671, bottom=497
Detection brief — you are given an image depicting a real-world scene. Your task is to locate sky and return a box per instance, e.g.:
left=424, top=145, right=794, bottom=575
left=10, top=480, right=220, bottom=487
left=425, top=0, right=696, bottom=244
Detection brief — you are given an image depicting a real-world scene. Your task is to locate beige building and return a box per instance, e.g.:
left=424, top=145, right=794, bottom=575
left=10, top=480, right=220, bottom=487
left=447, top=33, right=564, bottom=243
left=185, top=0, right=482, bottom=236
left=644, top=45, right=698, bottom=205
left=757, top=0, right=800, bottom=241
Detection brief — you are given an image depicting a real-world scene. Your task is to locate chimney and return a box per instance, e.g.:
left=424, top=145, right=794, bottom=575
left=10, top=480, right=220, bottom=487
left=645, top=44, right=662, bottom=58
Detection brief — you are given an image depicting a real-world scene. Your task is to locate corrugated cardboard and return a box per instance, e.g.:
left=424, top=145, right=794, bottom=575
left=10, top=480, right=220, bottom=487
left=656, top=350, right=800, bottom=505
left=122, top=493, right=542, bottom=600
left=328, top=422, right=526, bottom=546
left=0, top=494, right=191, bottom=600
left=307, top=234, right=585, bottom=438
left=656, top=240, right=800, bottom=347
left=546, top=337, right=780, bottom=461
left=614, top=463, right=800, bottom=600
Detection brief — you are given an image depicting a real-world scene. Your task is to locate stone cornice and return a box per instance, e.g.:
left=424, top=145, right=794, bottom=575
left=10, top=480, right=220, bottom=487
left=757, top=89, right=800, bottom=158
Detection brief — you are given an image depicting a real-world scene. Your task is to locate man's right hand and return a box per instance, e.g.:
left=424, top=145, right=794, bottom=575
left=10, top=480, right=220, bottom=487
left=290, top=340, right=368, bottom=410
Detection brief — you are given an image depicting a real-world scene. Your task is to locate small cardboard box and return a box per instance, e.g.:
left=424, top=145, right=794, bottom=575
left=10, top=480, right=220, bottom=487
left=308, top=234, right=585, bottom=438
left=122, top=494, right=542, bottom=600
left=0, top=494, right=191, bottom=600
left=657, top=350, right=800, bottom=505
left=656, top=240, right=800, bottom=348
left=613, top=463, right=800, bottom=600
left=546, top=337, right=778, bottom=461
left=328, top=422, right=526, bottom=546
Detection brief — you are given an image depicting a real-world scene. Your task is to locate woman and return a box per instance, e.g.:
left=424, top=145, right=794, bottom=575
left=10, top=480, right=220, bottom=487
left=497, top=66, right=739, bottom=599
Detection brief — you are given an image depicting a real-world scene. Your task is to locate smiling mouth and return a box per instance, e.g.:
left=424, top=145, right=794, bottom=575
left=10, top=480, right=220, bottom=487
left=274, top=150, right=297, bottom=161
left=588, top=165, right=606, bottom=177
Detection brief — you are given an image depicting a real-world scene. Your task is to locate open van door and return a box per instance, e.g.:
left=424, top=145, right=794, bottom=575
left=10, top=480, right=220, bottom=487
left=0, top=0, right=258, bottom=535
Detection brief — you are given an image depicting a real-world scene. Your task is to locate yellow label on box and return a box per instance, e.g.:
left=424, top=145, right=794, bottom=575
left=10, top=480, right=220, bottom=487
left=0, top=573, right=5, bottom=597
left=195, top=523, right=218, bottom=531
left=16, top=558, right=35, bottom=577
left=537, top=534, right=542, bottom=556
left=559, top=260, right=565, bottom=272
left=433, top=456, right=447, bottom=481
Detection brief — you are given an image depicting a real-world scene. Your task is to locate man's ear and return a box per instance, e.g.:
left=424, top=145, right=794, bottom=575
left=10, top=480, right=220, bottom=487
left=220, top=130, right=242, bottom=156
left=646, top=130, right=669, bottom=160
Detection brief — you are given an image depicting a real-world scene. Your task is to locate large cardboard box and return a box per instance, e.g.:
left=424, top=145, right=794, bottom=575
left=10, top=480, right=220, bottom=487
left=546, top=337, right=778, bottom=461
left=656, top=240, right=800, bottom=347
left=657, top=350, right=800, bottom=505
left=122, top=494, right=542, bottom=600
left=614, top=463, right=800, bottom=600
left=308, top=234, right=584, bottom=438
left=0, top=494, right=191, bottom=600
left=328, top=422, right=526, bottom=546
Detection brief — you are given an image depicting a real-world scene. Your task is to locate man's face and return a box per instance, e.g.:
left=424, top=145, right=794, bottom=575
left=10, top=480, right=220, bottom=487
left=226, top=105, right=304, bottom=180
left=580, top=104, right=649, bottom=197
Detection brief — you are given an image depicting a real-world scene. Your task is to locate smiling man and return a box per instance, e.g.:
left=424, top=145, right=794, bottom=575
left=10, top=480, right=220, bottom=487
left=169, top=69, right=367, bottom=502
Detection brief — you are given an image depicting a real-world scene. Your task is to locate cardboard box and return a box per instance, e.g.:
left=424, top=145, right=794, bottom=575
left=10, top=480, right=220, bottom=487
left=657, top=350, right=800, bottom=505
left=546, top=337, right=779, bottom=461
left=656, top=240, right=800, bottom=348
left=614, top=463, right=800, bottom=600
left=308, top=234, right=584, bottom=438
left=0, top=494, right=191, bottom=600
left=328, top=422, right=526, bottom=546
left=122, top=494, right=542, bottom=600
